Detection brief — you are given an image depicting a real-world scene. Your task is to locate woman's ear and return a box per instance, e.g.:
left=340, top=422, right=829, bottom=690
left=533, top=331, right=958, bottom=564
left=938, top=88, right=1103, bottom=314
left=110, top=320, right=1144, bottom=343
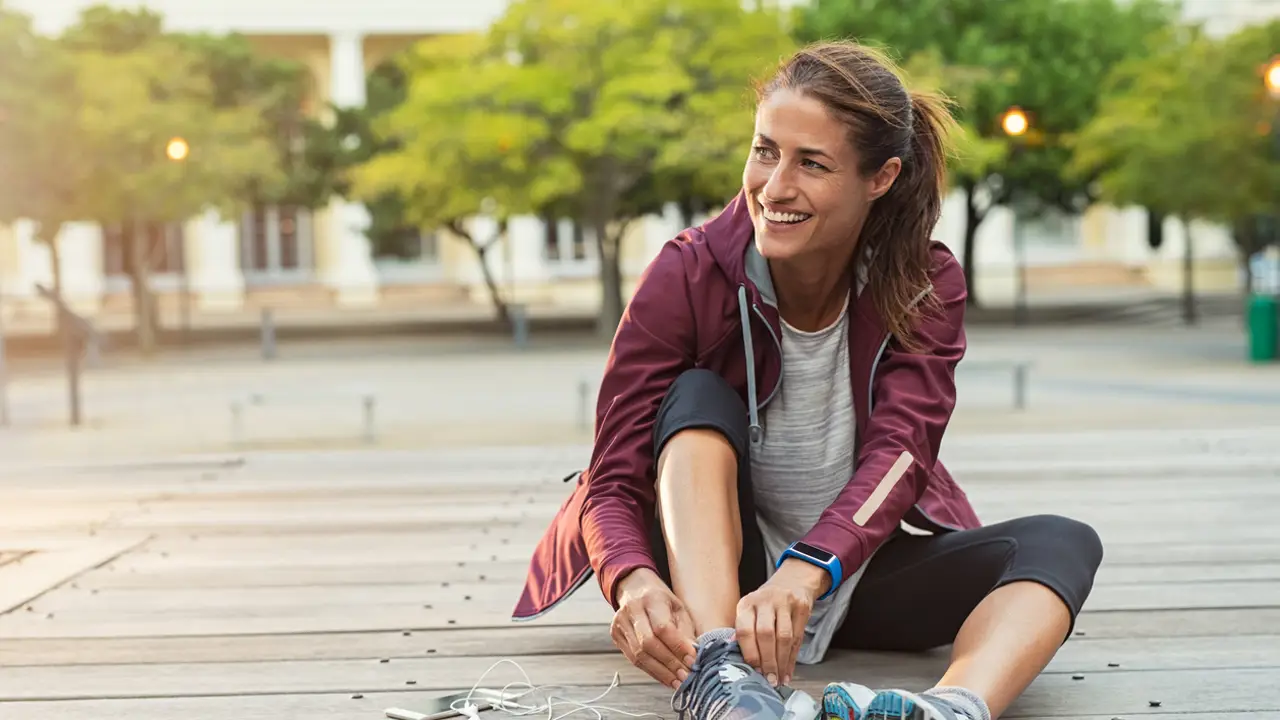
left=868, top=157, right=902, bottom=200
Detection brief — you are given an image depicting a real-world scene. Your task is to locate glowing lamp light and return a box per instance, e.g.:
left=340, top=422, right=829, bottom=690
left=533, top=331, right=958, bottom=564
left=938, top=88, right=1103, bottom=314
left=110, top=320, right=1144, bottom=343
left=1265, top=57, right=1280, bottom=98
left=166, top=137, right=190, bottom=161
left=1001, top=107, right=1029, bottom=137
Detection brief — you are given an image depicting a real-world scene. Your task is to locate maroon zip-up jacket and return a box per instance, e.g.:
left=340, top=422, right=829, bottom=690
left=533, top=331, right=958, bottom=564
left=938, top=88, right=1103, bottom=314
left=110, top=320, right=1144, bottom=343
left=512, top=191, right=982, bottom=622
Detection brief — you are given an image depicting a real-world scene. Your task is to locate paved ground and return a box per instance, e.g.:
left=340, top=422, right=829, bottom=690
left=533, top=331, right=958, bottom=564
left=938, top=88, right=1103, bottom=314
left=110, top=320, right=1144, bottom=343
left=1, top=318, right=1277, bottom=463
left=0, top=322, right=1276, bottom=719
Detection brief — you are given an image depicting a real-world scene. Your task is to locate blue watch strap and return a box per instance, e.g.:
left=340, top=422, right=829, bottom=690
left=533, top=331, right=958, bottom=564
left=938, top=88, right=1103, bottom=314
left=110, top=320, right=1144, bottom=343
left=776, top=542, right=843, bottom=601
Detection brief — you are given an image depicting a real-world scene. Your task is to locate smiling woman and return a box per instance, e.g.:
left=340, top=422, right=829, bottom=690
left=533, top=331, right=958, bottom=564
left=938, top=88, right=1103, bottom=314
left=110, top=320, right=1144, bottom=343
left=515, top=40, right=1103, bottom=720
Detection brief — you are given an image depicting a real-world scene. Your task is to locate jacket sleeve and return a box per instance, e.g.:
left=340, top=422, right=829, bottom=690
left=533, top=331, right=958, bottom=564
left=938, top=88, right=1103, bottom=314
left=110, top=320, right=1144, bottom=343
left=798, top=253, right=967, bottom=582
left=579, top=241, right=698, bottom=609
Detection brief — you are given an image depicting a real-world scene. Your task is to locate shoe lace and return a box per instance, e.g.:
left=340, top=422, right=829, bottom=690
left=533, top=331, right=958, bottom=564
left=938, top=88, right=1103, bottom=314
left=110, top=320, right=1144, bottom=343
left=671, top=639, right=737, bottom=720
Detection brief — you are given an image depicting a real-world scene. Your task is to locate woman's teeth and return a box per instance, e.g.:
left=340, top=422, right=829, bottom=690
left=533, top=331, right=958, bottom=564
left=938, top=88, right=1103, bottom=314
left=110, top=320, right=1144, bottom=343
left=762, top=207, right=811, bottom=224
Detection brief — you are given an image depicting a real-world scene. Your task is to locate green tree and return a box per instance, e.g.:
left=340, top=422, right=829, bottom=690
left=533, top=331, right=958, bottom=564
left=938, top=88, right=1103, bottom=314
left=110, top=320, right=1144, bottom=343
left=355, top=0, right=795, bottom=335
left=1070, top=21, right=1280, bottom=324
left=61, top=7, right=282, bottom=353
left=0, top=4, right=92, bottom=315
left=797, top=0, right=1174, bottom=305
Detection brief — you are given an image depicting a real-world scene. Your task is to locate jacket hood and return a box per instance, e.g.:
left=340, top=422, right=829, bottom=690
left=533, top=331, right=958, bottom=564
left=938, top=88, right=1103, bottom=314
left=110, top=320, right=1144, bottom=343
left=700, top=189, right=780, bottom=307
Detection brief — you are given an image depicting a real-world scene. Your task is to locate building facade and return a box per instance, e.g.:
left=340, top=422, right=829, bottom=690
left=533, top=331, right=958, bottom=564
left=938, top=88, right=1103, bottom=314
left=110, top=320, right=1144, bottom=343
left=1, top=0, right=1271, bottom=329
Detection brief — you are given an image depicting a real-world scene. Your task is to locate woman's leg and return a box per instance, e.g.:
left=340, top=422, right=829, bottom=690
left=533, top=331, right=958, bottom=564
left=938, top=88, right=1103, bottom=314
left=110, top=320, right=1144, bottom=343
left=648, top=369, right=768, bottom=635
left=655, top=426, right=744, bottom=633
left=645, top=371, right=804, bottom=720
left=830, top=514, right=1103, bottom=719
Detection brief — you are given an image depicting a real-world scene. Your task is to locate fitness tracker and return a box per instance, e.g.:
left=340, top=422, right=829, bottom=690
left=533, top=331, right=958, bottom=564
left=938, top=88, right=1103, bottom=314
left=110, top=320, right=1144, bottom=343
left=776, top=541, right=843, bottom=601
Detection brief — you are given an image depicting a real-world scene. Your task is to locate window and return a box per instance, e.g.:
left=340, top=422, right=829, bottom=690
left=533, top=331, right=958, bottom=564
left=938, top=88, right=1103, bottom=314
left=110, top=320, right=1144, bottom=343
left=543, top=218, right=590, bottom=262
left=240, top=205, right=314, bottom=279
left=102, top=220, right=185, bottom=277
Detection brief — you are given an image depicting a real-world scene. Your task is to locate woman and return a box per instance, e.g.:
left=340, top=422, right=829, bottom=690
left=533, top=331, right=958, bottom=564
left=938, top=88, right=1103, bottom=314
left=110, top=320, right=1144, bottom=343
left=513, top=41, right=1103, bottom=720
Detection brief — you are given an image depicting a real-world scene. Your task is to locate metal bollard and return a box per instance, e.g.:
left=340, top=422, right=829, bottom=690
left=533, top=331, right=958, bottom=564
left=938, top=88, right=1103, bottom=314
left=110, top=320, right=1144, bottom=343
left=362, top=394, right=376, bottom=443
left=1013, top=364, right=1028, bottom=410
left=577, top=379, right=590, bottom=431
left=511, top=304, right=529, bottom=349
left=261, top=308, right=276, bottom=361
left=230, top=401, right=244, bottom=446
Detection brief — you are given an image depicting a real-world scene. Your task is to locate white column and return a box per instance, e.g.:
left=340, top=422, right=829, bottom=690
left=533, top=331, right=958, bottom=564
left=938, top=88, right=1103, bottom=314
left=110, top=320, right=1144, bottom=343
left=56, top=223, right=104, bottom=313
left=186, top=209, right=245, bottom=311
left=322, top=32, right=379, bottom=306
left=15, top=220, right=53, bottom=298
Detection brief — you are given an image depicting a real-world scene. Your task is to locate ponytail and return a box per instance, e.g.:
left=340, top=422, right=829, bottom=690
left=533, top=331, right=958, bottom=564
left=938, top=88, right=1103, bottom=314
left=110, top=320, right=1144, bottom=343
left=861, top=88, right=956, bottom=351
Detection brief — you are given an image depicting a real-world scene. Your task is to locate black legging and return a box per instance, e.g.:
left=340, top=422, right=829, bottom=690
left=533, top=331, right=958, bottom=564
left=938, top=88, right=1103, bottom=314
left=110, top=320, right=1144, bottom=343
left=647, top=368, right=1104, bottom=651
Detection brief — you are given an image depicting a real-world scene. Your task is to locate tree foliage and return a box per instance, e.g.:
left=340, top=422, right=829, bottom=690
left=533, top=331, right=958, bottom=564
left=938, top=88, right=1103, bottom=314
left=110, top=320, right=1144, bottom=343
left=354, top=0, right=795, bottom=334
left=0, top=3, right=91, bottom=299
left=797, top=0, right=1175, bottom=304
left=1071, top=21, right=1280, bottom=227
left=0, top=4, right=285, bottom=353
left=1069, top=20, right=1280, bottom=322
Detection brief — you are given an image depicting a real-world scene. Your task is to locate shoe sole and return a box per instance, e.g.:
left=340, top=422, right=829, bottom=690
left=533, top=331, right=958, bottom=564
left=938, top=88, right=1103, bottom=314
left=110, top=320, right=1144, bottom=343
left=865, top=690, right=945, bottom=720
left=822, top=685, right=872, bottom=720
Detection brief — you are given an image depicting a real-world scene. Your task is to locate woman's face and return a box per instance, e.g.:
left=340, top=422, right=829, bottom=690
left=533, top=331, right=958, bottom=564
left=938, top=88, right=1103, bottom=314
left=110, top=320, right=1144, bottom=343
left=743, top=88, right=901, bottom=265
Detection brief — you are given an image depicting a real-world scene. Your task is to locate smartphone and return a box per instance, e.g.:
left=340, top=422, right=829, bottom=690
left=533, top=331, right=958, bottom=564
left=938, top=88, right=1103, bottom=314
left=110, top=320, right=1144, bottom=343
left=385, top=689, right=512, bottom=720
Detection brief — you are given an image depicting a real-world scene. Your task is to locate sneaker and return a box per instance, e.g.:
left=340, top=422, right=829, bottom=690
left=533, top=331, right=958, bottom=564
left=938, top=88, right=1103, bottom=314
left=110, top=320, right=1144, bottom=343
left=821, top=682, right=876, bottom=720
left=864, top=690, right=971, bottom=720
left=671, top=635, right=817, bottom=720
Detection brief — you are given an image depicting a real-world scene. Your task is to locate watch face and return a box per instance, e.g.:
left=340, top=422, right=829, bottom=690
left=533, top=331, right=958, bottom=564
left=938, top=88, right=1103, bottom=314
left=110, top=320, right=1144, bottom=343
left=792, top=542, right=835, bottom=564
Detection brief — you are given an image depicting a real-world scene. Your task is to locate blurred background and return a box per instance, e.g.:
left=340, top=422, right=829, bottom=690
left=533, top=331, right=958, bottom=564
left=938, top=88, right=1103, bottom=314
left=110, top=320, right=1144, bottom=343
left=0, top=0, right=1277, bottom=462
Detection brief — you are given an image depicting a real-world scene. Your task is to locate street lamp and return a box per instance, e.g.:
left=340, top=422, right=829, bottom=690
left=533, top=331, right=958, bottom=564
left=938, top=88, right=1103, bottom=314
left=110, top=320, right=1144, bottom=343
left=1002, top=106, right=1030, bottom=326
left=165, top=136, right=191, bottom=339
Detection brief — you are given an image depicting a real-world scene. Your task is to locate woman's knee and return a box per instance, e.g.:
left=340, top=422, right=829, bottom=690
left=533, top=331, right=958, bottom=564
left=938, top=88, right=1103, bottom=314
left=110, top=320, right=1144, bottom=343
left=654, top=369, right=749, bottom=465
left=999, top=514, right=1104, bottom=614
left=1016, top=513, right=1104, bottom=569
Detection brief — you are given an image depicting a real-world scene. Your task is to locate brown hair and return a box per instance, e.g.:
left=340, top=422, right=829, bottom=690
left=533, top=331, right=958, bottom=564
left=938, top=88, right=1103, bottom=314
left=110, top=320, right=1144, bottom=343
left=758, top=41, right=957, bottom=348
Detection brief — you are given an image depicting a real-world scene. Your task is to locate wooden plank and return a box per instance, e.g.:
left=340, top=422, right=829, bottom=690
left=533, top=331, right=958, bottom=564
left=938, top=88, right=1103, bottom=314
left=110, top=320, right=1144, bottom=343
left=24, top=573, right=1280, bottom=622
left=77, top=556, right=1280, bottom=593
left=5, top=604, right=1280, bottom=667
left=81, top=560, right=532, bottom=590
left=0, top=654, right=1277, bottom=716
left=7, top=605, right=1280, bottom=667
left=0, top=625, right=615, bottom=667
left=0, top=535, right=150, bottom=615
left=1072, top=607, right=1280, bottom=639
left=0, top=596, right=615, bottom=639
left=1, top=687, right=1278, bottom=720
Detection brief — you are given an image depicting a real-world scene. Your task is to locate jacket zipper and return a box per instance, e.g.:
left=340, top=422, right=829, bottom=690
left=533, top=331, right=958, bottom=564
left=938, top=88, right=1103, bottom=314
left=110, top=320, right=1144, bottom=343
left=866, top=284, right=934, bottom=417
left=751, top=303, right=783, bottom=410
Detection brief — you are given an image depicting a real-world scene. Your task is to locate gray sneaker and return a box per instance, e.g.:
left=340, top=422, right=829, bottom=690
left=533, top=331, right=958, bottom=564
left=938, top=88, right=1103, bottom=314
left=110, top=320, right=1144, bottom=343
left=671, top=636, right=817, bottom=720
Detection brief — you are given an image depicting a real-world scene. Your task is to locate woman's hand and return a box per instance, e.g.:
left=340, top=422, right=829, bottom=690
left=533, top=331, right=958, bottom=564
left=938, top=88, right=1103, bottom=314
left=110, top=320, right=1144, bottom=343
left=611, top=568, right=698, bottom=690
left=734, top=560, right=828, bottom=687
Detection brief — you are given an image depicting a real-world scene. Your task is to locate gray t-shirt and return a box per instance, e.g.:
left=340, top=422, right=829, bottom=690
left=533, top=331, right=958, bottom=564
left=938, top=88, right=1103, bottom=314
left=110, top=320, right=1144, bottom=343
left=748, top=293, right=873, bottom=665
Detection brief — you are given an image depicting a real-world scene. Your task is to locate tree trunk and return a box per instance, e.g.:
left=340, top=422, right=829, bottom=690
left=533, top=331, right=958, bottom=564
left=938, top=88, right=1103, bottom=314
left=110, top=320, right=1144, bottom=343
left=475, top=242, right=510, bottom=328
left=449, top=221, right=510, bottom=327
left=962, top=184, right=983, bottom=307
left=1181, top=217, right=1196, bottom=326
left=44, top=224, right=65, bottom=338
left=126, top=222, right=158, bottom=355
left=596, top=221, right=624, bottom=339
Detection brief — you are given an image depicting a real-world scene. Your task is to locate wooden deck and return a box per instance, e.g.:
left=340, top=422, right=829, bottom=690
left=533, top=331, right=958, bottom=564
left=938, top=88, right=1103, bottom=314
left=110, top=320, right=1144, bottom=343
left=0, top=427, right=1278, bottom=720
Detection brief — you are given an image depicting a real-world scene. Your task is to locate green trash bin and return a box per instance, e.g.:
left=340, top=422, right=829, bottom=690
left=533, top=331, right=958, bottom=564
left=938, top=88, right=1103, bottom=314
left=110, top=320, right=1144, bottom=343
left=1247, top=293, right=1278, bottom=363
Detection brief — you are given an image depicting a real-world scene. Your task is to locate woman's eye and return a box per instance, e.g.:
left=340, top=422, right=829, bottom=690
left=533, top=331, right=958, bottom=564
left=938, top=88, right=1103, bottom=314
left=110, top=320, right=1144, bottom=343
left=802, top=159, right=829, bottom=171
left=752, top=146, right=777, bottom=160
